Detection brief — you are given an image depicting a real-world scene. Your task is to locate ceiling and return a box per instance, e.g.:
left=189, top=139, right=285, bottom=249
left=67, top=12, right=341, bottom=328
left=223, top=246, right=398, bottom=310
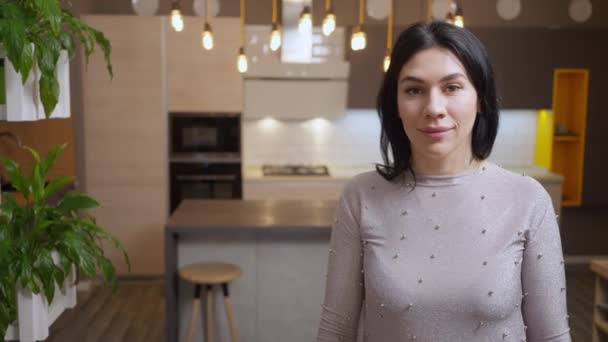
left=73, top=0, right=608, bottom=29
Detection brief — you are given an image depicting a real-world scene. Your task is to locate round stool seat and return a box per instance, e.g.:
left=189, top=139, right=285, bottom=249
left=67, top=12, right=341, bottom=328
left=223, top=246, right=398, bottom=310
left=179, top=262, right=242, bottom=285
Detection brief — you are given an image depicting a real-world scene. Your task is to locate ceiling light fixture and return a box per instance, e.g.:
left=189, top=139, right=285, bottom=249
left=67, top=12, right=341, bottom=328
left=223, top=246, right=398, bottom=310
left=170, top=0, right=184, bottom=32
left=237, top=0, right=248, bottom=73
left=269, top=0, right=281, bottom=51
left=201, top=0, right=213, bottom=50
left=322, top=0, right=336, bottom=36
left=383, top=0, right=393, bottom=72
left=298, top=5, right=313, bottom=34
left=351, top=0, right=367, bottom=51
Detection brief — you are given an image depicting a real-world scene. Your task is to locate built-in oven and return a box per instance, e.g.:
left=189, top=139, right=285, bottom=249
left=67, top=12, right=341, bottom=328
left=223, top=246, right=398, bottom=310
left=170, top=112, right=240, bottom=154
left=169, top=161, right=242, bottom=212
left=169, top=112, right=242, bottom=213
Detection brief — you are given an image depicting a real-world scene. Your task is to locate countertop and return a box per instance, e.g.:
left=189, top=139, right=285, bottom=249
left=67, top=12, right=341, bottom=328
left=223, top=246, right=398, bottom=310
left=167, top=199, right=337, bottom=231
left=243, top=163, right=564, bottom=183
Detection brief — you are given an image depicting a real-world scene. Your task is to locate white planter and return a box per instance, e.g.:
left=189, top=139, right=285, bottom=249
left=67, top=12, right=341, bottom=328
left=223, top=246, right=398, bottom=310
left=3, top=265, right=77, bottom=342
left=0, top=47, right=70, bottom=121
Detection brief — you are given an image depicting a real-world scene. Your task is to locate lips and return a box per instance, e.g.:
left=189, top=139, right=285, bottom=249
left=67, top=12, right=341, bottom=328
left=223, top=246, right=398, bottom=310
left=419, top=127, right=453, bottom=133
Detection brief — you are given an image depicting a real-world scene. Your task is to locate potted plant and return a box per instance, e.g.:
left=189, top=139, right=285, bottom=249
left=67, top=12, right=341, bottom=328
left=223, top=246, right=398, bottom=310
left=0, top=0, right=113, bottom=118
left=0, top=144, right=129, bottom=340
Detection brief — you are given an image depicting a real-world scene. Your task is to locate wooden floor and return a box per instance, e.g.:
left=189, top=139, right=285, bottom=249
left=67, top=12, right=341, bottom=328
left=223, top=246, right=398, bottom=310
left=44, top=264, right=595, bottom=342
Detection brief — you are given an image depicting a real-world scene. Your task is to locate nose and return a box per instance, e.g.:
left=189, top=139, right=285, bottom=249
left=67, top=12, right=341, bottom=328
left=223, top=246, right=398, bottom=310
left=423, top=88, right=447, bottom=119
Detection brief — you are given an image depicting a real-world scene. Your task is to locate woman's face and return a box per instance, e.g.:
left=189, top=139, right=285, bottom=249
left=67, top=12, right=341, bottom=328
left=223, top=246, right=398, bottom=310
left=397, top=47, right=479, bottom=166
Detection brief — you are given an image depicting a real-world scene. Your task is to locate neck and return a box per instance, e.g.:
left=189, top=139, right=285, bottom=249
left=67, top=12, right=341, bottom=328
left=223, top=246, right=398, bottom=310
left=411, top=154, right=482, bottom=176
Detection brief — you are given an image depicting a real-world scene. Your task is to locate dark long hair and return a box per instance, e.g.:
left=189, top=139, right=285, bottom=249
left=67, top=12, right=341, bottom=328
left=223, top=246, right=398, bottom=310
left=376, top=21, right=499, bottom=181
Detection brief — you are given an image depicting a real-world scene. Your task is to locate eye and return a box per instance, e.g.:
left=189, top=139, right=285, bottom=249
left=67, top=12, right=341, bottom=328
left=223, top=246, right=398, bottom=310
left=445, top=84, right=463, bottom=93
left=404, top=87, right=422, bottom=95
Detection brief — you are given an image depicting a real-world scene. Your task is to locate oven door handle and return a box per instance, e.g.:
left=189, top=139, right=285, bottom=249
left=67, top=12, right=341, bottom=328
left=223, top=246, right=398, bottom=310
left=176, top=174, right=238, bottom=182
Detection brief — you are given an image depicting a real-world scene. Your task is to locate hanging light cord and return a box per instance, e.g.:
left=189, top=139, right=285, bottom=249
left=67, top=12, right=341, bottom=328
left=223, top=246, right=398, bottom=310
left=326, top=0, right=331, bottom=13
left=205, top=0, right=210, bottom=22
left=359, top=0, right=365, bottom=26
left=387, top=0, right=393, bottom=50
left=240, top=0, right=245, bottom=46
left=272, top=0, right=277, bottom=23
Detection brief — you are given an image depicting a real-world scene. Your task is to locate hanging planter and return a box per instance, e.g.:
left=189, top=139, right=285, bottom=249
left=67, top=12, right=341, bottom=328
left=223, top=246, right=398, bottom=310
left=0, top=145, right=130, bottom=341
left=0, top=0, right=113, bottom=121
left=0, top=47, right=70, bottom=121
left=3, top=254, right=77, bottom=342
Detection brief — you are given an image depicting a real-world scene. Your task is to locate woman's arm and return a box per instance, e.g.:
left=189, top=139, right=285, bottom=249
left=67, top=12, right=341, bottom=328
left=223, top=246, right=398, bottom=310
left=521, top=190, right=572, bottom=342
left=317, top=187, right=364, bottom=342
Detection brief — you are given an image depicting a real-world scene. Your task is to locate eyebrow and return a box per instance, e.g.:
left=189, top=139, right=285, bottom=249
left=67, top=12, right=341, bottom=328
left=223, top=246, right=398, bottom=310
left=399, top=73, right=467, bottom=85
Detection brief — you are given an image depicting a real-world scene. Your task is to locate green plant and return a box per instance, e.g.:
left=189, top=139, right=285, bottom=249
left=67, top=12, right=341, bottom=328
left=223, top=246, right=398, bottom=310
left=0, top=0, right=113, bottom=117
left=0, top=144, right=129, bottom=336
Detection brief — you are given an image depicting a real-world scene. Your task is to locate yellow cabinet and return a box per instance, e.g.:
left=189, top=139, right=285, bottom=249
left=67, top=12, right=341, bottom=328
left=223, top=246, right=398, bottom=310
left=552, top=69, right=588, bottom=207
left=535, top=69, right=588, bottom=207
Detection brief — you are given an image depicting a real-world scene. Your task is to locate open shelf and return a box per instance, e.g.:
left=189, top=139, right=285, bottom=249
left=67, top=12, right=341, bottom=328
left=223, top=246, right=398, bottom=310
left=550, top=69, right=589, bottom=207
left=554, top=135, right=581, bottom=143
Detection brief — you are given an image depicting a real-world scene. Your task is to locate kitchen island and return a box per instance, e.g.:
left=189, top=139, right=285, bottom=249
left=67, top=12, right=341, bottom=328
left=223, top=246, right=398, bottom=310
left=165, top=199, right=337, bottom=342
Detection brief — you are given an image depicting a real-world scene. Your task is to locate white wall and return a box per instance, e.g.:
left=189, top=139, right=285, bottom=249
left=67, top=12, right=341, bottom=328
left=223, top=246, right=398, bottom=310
left=243, top=109, right=539, bottom=167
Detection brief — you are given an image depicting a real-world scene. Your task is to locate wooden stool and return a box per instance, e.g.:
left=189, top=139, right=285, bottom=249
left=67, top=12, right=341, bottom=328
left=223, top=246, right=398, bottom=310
left=179, top=262, right=242, bottom=342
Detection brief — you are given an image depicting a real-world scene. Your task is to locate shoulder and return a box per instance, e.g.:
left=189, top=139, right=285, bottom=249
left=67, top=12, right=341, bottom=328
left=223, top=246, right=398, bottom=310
left=485, top=162, right=550, bottom=201
left=341, top=169, right=397, bottom=197
left=484, top=162, right=554, bottom=224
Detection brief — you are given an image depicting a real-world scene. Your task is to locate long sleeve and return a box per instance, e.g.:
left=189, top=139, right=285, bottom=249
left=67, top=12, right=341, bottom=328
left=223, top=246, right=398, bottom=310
left=521, top=190, right=572, bottom=342
left=317, top=187, right=364, bottom=342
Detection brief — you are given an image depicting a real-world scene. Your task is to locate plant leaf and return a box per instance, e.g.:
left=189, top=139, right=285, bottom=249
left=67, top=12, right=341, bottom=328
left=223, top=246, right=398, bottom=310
left=39, top=72, right=60, bottom=117
left=57, top=192, right=100, bottom=213
left=24, top=146, right=41, bottom=163
left=1, top=158, right=29, bottom=196
left=1, top=2, right=26, bottom=81
left=44, top=176, right=74, bottom=199
left=34, top=0, right=62, bottom=36
left=58, top=31, right=75, bottom=59
left=91, top=28, right=113, bottom=79
left=19, top=42, right=35, bottom=84
left=40, top=143, right=66, bottom=176
left=30, top=163, right=45, bottom=202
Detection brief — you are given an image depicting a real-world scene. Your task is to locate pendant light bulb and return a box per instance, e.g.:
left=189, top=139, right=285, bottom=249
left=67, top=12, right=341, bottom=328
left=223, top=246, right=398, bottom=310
left=453, top=2, right=464, bottom=27
left=454, top=15, right=464, bottom=27
left=170, top=3, right=184, bottom=32
left=383, top=53, right=391, bottom=72
left=350, top=28, right=366, bottom=51
left=322, top=12, right=336, bottom=36
left=298, top=6, right=312, bottom=34
left=202, top=22, right=214, bottom=50
left=270, top=23, right=282, bottom=51
left=237, top=47, right=248, bottom=73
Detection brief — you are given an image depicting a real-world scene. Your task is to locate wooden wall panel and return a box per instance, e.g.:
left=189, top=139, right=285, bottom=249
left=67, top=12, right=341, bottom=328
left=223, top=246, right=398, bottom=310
left=81, top=15, right=167, bottom=276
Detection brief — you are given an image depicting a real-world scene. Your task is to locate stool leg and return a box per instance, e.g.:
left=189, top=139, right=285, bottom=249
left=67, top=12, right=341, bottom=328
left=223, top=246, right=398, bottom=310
left=205, top=285, right=214, bottom=342
left=186, top=285, right=202, bottom=342
left=221, top=283, right=239, bottom=342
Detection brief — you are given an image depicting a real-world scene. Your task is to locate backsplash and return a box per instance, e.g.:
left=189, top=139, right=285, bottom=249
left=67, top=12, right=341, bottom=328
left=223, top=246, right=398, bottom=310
left=242, top=109, right=538, bottom=167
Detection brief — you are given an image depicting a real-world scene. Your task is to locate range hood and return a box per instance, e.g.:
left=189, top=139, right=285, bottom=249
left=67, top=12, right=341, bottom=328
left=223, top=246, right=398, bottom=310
left=242, top=1, right=350, bottom=119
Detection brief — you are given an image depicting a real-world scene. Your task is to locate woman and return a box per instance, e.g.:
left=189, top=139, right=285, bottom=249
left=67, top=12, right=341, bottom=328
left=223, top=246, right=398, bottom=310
left=317, top=22, right=571, bottom=341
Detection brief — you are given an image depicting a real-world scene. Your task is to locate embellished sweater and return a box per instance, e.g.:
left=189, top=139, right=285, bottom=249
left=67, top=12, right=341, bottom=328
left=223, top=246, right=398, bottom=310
left=317, top=162, right=571, bottom=342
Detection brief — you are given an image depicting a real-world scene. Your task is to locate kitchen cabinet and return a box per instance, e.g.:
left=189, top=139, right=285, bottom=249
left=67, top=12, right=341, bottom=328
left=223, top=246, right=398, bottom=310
left=551, top=69, right=588, bottom=207
left=166, top=17, right=243, bottom=112
left=243, top=79, right=348, bottom=119
left=535, top=69, right=588, bottom=207
left=80, top=15, right=167, bottom=275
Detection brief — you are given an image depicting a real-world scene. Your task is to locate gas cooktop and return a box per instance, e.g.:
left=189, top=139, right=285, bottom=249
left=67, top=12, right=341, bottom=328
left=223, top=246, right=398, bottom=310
left=262, top=164, right=330, bottom=177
